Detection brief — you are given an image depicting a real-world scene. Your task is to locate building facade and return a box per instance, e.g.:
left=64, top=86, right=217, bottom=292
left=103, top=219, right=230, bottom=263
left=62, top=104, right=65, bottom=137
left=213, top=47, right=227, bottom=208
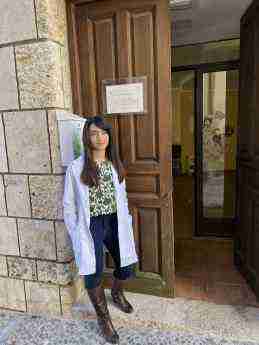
left=0, top=0, right=258, bottom=315
left=0, top=0, right=81, bottom=316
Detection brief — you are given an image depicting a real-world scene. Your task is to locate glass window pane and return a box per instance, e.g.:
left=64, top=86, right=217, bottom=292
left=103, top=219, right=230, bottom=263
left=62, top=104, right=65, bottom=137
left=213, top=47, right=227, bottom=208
left=172, top=71, right=195, bottom=177
left=202, top=70, right=239, bottom=218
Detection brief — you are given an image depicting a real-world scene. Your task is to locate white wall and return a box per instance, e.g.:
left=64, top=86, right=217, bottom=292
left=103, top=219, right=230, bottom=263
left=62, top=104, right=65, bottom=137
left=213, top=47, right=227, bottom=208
left=171, top=0, right=253, bottom=46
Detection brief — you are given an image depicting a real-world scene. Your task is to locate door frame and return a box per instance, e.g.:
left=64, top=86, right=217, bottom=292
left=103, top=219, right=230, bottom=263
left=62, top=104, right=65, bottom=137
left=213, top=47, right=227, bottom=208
left=66, top=0, right=175, bottom=297
left=172, top=60, right=240, bottom=238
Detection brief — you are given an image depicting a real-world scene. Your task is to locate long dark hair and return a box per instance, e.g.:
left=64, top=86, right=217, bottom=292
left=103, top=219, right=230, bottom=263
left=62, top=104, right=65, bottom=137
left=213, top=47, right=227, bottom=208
left=80, top=116, right=125, bottom=187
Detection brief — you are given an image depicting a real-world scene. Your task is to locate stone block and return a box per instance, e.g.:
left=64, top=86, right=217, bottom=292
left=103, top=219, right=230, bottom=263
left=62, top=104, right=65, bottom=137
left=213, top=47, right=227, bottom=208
left=37, top=260, right=76, bottom=285
left=35, top=0, right=73, bottom=110
left=61, top=44, right=73, bottom=111
left=0, top=47, right=19, bottom=111
left=3, top=110, right=51, bottom=173
left=55, top=221, right=73, bottom=262
left=60, top=284, right=76, bottom=317
left=0, top=115, right=8, bottom=172
left=7, top=256, right=37, bottom=280
left=0, top=277, right=26, bottom=311
left=0, top=175, right=7, bottom=216
left=71, top=274, right=85, bottom=304
left=0, top=0, right=37, bottom=44
left=16, top=41, right=64, bottom=109
left=0, top=255, right=8, bottom=276
left=48, top=111, right=65, bottom=174
left=61, top=274, right=86, bottom=318
left=29, top=175, right=64, bottom=220
left=18, top=219, right=56, bottom=260
left=4, top=175, right=31, bottom=217
left=25, top=280, right=61, bottom=316
left=35, top=0, right=67, bottom=45
left=0, top=217, right=19, bottom=256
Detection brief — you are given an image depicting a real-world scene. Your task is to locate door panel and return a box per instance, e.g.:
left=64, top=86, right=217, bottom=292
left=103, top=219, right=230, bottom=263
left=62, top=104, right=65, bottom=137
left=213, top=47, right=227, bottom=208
left=235, top=0, right=259, bottom=299
left=69, top=0, right=174, bottom=296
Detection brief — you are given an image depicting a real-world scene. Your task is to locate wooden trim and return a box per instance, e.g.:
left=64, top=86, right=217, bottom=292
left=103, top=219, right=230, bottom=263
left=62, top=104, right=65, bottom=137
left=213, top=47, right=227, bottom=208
left=66, top=2, right=83, bottom=114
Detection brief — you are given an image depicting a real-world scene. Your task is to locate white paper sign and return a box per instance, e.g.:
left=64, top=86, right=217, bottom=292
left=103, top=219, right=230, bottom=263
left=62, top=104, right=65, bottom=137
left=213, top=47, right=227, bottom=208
left=56, top=111, right=87, bottom=166
left=106, top=82, right=144, bottom=114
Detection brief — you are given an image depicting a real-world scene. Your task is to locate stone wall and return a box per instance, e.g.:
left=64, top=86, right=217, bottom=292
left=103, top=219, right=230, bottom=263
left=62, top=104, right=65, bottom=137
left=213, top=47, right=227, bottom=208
left=0, top=0, right=83, bottom=316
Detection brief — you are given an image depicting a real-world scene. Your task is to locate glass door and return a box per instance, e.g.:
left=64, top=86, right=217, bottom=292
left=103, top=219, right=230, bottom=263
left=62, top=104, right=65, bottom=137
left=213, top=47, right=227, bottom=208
left=196, top=65, right=239, bottom=236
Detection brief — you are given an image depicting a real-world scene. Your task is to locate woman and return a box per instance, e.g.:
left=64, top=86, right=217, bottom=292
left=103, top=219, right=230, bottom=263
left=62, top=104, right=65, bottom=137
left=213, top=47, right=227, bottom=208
left=63, top=116, right=138, bottom=344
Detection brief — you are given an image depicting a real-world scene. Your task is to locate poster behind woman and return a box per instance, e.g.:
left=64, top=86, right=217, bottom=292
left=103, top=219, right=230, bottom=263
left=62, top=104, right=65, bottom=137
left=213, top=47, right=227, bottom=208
left=56, top=111, right=87, bottom=166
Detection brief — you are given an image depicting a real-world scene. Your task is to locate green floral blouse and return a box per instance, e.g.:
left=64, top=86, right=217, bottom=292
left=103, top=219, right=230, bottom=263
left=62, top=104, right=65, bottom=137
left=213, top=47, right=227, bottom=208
left=89, top=160, right=117, bottom=217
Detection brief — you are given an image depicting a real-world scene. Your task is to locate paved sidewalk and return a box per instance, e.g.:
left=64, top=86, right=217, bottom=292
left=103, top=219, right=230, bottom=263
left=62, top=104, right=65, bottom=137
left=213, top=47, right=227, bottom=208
left=0, top=309, right=257, bottom=345
left=1, top=291, right=259, bottom=345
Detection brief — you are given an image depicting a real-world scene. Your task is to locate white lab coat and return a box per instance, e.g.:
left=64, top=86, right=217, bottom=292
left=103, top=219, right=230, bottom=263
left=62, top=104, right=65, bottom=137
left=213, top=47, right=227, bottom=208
left=63, top=154, right=138, bottom=275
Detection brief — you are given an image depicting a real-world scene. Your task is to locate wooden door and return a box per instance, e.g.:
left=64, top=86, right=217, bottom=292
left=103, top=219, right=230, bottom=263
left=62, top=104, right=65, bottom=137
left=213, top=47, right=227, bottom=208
left=67, top=0, right=174, bottom=297
left=234, top=0, right=259, bottom=299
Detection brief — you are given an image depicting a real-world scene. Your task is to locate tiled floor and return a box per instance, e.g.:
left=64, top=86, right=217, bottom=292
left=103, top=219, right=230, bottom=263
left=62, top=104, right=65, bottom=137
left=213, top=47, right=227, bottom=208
left=175, top=238, right=259, bottom=307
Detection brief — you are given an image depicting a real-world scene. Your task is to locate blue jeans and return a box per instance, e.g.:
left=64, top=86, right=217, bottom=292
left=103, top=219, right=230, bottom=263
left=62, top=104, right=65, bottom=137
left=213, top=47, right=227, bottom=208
left=84, top=213, right=135, bottom=289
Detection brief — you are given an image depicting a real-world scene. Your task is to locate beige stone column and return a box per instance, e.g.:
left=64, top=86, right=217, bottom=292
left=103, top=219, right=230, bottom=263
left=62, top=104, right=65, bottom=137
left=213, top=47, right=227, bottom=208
left=0, top=0, right=82, bottom=316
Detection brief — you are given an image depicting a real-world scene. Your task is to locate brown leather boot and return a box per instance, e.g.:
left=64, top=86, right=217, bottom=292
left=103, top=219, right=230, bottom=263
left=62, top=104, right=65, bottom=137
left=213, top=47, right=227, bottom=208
left=111, top=279, right=134, bottom=314
left=87, top=285, right=119, bottom=344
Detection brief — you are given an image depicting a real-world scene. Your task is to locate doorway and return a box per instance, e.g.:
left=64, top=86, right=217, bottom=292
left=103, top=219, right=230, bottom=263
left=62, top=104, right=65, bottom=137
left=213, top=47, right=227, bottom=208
left=172, top=62, right=239, bottom=239
left=172, top=62, right=258, bottom=305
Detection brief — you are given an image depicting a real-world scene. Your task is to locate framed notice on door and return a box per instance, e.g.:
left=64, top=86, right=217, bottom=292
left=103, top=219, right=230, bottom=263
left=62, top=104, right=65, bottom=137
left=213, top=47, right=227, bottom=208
left=102, top=76, right=148, bottom=115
